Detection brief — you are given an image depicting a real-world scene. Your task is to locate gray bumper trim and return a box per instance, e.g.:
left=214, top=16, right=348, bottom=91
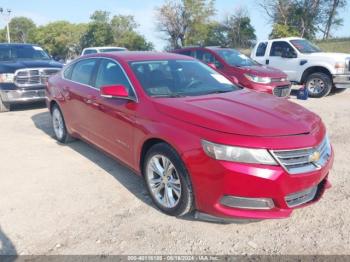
left=333, top=74, right=350, bottom=88
left=0, top=89, right=46, bottom=103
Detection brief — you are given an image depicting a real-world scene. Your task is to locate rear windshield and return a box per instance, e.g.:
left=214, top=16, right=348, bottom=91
left=130, top=60, right=240, bottom=97
left=0, top=45, right=51, bottom=61
left=100, top=48, right=126, bottom=53
left=215, top=49, right=257, bottom=67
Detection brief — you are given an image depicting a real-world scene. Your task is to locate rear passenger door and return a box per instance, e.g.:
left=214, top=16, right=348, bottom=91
left=63, top=58, right=99, bottom=138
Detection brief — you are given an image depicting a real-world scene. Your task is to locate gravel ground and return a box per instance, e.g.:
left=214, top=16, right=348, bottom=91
left=0, top=91, right=349, bottom=255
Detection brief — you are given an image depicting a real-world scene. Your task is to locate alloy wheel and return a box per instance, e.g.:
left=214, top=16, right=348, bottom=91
left=146, top=154, right=182, bottom=209
left=307, top=78, right=325, bottom=95
left=52, top=108, right=64, bottom=140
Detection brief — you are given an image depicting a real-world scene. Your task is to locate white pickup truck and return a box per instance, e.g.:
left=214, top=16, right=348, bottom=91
left=251, top=37, right=350, bottom=98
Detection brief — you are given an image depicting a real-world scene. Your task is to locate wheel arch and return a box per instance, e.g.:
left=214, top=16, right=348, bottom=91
left=301, top=66, right=332, bottom=84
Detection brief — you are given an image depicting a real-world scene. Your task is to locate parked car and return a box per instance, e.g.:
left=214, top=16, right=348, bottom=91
left=81, top=46, right=127, bottom=56
left=172, top=47, right=291, bottom=97
left=46, top=52, right=333, bottom=221
left=251, top=37, right=350, bottom=98
left=0, top=43, right=63, bottom=112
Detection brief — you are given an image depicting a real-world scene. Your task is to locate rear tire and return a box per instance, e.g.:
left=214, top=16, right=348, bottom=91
left=143, top=143, right=194, bottom=217
left=51, top=105, right=74, bottom=143
left=0, top=97, right=10, bottom=112
left=305, top=72, right=332, bottom=98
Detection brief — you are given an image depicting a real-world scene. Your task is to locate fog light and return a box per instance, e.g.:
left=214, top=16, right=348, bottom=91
left=220, top=196, right=275, bottom=210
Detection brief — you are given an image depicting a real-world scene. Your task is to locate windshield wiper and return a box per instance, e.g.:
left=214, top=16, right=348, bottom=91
left=204, top=90, right=233, bottom=95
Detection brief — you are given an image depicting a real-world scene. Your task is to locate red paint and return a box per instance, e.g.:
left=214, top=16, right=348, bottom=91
left=46, top=52, right=333, bottom=220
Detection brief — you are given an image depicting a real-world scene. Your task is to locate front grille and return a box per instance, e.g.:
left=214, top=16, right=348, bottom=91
left=285, top=185, right=318, bottom=207
left=273, top=85, right=291, bottom=97
left=14, top=68, right=61, bottom=88
left=271, top=136, right=332, bottom=175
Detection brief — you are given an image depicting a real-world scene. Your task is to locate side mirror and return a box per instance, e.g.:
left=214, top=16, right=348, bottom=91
left=100, top=85, right=130, bottom=99
left=207, top=63, right=217, bottom=69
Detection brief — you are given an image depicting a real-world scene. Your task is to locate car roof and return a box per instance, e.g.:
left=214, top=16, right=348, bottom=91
left=263, top=37, right=303, bottom=42
left=84, top=51, right=195, bottom=62
left=0, top=43, right=41, bottom=47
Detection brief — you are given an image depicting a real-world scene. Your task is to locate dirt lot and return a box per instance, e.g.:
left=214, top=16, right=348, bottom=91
left=0, top=91, right=350, bottom=255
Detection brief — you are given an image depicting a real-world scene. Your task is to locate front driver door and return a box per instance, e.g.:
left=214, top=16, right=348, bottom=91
left=90, top=58, right=137, bottom=167
left=267, top=41, right=300, bottom=81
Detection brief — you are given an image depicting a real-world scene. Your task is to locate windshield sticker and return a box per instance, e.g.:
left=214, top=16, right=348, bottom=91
left=211, top=74, right=232, bottom=85
left=33, top=46, right=44, bottom=51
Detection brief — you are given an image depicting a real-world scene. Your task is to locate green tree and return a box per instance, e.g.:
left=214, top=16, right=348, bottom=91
left=269, top=23, right=299, bottom=38
left=223, top=9, right=256, bottom=48
left=80, top=11, right=114, bottom=49
left=9, top=17, right=36, bottom=43
left=156, top=0, right=216, bottom=49
left=34, top=21, right=87, bottom=59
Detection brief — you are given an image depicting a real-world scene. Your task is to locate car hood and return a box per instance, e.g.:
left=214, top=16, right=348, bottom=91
left=0, top=60, right=63, bottom=73
left=306, top=52, right=350, bottom=60
left=153, top=90, right=320, bottom=137
left=235, top=65, right=287, bottom=78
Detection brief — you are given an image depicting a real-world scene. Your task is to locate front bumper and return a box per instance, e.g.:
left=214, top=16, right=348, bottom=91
left=183, top=148, right=333, bottom=220
left=333, top=74, right=350, bottom=88
left=244, top=81, right=291, bottom=97
left=0, top=88, right=46, bottom=103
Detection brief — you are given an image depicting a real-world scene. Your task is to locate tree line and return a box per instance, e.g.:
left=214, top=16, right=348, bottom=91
left=0, top=11, right=154, bottom=60
left=0, top=0, right=347, bottom=58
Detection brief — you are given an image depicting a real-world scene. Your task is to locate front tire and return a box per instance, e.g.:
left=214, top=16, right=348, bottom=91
left=0, top=97, right=10, bottom=112
left=51, top=105, right=74, bottom=143
left=143, top=143, right=194, bottom=217
left=305, top=72, right=332, bottom=98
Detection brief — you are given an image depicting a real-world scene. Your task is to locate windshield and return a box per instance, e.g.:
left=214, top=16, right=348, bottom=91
left=130, top=60, right=239, bottom=97
left=0, top=45, right=51, bottom=61
left=215, top=49, right=257, bottom=67
left=290, top=39, right=321, bottom=54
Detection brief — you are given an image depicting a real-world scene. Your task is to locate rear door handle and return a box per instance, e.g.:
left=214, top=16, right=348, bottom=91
left=266, top=59, right=269, bottom=65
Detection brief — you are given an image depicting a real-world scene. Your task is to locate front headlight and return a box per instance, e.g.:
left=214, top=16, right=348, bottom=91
left=202, top=140, right=278, bottom=165
left=0, top=73, right=15, bottom=83
left=244, top=74, right=271, bottom=84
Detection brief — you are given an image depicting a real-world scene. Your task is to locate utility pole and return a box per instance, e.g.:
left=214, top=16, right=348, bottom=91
left=0, top=7, right=12, bottom=43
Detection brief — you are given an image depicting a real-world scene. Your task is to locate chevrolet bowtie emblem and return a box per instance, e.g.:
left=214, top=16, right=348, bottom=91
left=309, top=151, right=321, bottom=163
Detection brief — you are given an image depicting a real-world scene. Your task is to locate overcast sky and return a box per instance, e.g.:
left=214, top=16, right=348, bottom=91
left=0, top=0, right=349, bottom=50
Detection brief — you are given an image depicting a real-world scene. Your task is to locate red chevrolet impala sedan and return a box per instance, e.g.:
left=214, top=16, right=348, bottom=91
left=46, top=52, right=333, bottom=221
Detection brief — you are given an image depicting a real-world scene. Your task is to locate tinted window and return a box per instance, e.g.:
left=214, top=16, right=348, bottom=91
left=256, top=42, right=267, bottom=57
left=290, top=39, right=321, bottom=53
left=83, top=49, right=97, bottom=55
left=95, top=59, right=135, bottom=97
left=71, top=59, right=97, bottom=85
left=130, top=60, right=239, bottom=97
left=216, top=49, right=257, bottom=67
left=63, top=64, right=74, bottom=80
left=196, top=50, right=223, bottom=68
left=0, top=45, right=50, bottom=61
left=270, top=41, right=295, bottom=57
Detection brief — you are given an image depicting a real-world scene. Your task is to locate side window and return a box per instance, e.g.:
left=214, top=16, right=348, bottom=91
left=270, top=41, right=295, bottom=57
left=256, top=42, right=267, bottom=57
left=95, top=59, right=135, bottom=98
left=71, top=59, right=97, bottom=85
left=63, top=64, right=74, bottom=80
left=83, top=49, right=97, bottom=55
left=196, top=50, right=223, bottom=68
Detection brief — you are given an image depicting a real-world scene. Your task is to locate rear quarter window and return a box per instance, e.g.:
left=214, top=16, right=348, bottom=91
left=256, top=42, right=267, bottom=57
